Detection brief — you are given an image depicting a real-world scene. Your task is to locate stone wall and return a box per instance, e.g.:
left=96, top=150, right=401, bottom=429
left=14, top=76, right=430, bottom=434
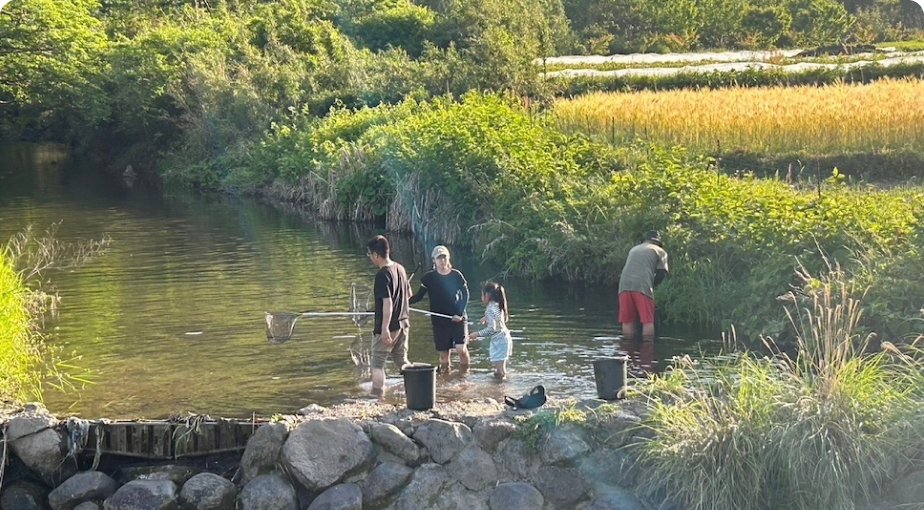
left=0, top=400, right=659, bottom=510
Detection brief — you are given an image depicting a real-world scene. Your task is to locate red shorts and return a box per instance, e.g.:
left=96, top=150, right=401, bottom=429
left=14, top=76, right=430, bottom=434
left=619, top=292, right=655, bottom=325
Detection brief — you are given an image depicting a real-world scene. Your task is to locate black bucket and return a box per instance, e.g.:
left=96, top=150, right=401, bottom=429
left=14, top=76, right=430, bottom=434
left=402, top=363, right=436, bottom=410
left=593, top=356, right=628, bottom=400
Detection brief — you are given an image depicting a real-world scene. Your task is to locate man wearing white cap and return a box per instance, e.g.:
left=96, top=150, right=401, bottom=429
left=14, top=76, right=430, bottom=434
left=410, top=245, right=471, bottom=372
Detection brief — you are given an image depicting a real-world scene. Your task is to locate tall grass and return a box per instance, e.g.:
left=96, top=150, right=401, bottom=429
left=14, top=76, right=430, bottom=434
left=553, top=78, right=924, bottom=156
left=0, top=252, right=43, bottom=401
left=635, top=265, right=924, bottom=510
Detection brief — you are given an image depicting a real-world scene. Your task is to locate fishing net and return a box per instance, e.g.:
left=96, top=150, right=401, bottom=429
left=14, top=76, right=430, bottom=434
left=349, top=283, right=374, bottom=328
left=348, top=283, right=375, bottom=374
left=265, top=312, right=300, bottom=345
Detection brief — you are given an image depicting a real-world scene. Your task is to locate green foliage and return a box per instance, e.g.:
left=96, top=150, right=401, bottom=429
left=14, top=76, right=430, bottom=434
left=352, top=2, right=435, bottom=57
left=0, top=0, right=110, bottom=140
left=635, top=268, right=924, bottom=510
left=783, top=0, right=854, bottom=46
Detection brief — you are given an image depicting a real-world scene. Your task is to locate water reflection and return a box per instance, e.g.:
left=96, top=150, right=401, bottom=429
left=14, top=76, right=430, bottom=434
left=0, top=142, right=722, bottom=418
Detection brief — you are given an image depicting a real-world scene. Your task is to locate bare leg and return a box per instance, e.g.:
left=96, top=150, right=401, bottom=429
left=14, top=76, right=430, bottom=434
left=622, top=322, right=636, bottom=338
left=438, top=350, right=451, bottom=373
left=456, top=344, right=470, bottom=366
left=371, top=367, right=386, bottom=396
left=641, top=323, right=655, bottom=339
left=493, top=360, right=507, bottom=379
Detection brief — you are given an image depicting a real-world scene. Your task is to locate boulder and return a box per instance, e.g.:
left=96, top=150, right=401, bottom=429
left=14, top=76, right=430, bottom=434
left=394, top=463, right=449, bottom=510
left=888, top=469, right=924, bottom=505
left=412, top=419, right=472, bottom=464
left=0, top=480, right=49, bottom=510
left=306, top=483, right=363, bottom=510
left=578, top=448, right=638, bottom=488
left=239, top=474, right=297, bottom=510
left=369, top=423, right=419, bottom=464
left=362, top=462, right=413, bottom=505
left=281, top=418, right=373, bottom=492
left=584, top=488, right=647, bottom=510
left=48, top=471, right=118, bottom=510
left=435, top=483, right=489, bottom=510
left=177, top=473, right=237, bottom=510
left=472, top=419, right=516, bottom=452
left=446, top=445, right=497, bottom=491
left=102, top=479, right=177, bottom=510
left=487, top=483, right=543, bottom=510
left=241, top=422, right=289, bottom=483
left=117, top=465, right=199, bottom=486
left=495, top=438, right=542, bottom=480
left=74, top=503, right=100, bottom=510
left=540, top=424, right=591, bottom=466
left=7, top=404, right=76, bottom=486
left=595, top=410, right=642, bottom=447
left=532, top=466, right=590, bottom=509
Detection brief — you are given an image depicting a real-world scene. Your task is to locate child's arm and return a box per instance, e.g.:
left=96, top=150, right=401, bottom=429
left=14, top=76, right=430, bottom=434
left=470, top=304, right=502, bottom=339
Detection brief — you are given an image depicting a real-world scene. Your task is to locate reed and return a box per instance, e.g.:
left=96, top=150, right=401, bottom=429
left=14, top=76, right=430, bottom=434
left=553, top=78, right=924, bottom=157
left=0, top=251, right=43, bottom=401
left=635, top=265, right=924, bottom=510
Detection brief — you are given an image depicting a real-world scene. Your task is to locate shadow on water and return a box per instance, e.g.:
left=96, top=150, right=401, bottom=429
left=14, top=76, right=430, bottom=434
left=0, top=142, right=723, bottom=418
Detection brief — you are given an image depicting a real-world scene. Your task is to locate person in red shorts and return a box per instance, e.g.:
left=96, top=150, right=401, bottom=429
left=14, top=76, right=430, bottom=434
left=618, top=230, right=669, bottom=339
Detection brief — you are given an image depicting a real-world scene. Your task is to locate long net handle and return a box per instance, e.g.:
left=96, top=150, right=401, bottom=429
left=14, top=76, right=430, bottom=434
left=410, top=307, right=472, bottom=324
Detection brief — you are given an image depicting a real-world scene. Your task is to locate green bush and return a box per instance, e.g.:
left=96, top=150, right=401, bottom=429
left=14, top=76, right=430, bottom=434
left=353, top=2, right=435, bottom=57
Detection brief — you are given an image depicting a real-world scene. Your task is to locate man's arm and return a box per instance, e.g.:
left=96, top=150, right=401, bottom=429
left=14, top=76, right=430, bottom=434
left=381, top=297, right=394, bottom=344
left=654, top=269, right=668, bottom=287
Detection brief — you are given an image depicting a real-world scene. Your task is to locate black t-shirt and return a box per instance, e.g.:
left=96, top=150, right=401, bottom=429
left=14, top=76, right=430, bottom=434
left=373, top=262, right=409, bottom=334
left=409, top=269, right=469, bottom=323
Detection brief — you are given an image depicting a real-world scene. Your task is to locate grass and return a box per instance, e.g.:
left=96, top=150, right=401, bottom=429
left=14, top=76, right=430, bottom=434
left=633, top=264, right=924, bottom=510
left=0, top=251, right=44, bottom=402
left=552, top=78, right=924, bottom=158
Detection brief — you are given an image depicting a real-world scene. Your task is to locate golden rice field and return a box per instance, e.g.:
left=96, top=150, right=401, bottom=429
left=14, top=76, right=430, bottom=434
left=552, top=78, right=924, bottom=155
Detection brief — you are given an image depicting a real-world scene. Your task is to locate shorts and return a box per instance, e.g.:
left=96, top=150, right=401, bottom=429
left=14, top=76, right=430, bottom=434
left=433, top=321, right=468, bottom=352
left=619, top=291, right=655, bottom=325
left=489, top=332, right=512, bottom=362
left=371, top=327, right=410, bottom=370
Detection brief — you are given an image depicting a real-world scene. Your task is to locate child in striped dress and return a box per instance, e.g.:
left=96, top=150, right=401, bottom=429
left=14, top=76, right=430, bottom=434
left=467, top=281, right=512, bottom=379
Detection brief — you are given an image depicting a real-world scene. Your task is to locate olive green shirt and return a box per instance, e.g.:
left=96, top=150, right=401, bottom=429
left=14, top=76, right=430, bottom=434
left=618, top=241, right=669, bottom=299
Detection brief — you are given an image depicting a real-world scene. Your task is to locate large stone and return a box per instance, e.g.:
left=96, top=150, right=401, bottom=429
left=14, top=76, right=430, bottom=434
left=584, top=488, right=647, bottom=510
left=394, top=464, right=449, bottom=510
left=281, top=419, right=373, bottom=492
left=532, top=466, right=590, bottom=509
left=889, top=470, right=924, bottom=505
left=578, top=448, right=638, bottom=488
left=117, top=465, right=199, bottom=486
left=412, top=419, right=472, bottom=464
left=103, top=479, right=177, bottom=510
left=362, top=462, right=413, bottom=505
left=7, top=404, right=76, bottom=486
left=306, top=483, right=362, bottom=510
left=435, top=483, right=489, bottom=510
left=239, top=474, right=298, bottom=510
left=472, top=420, right=516, bottom=452
left=540, top=424, right=591, bottom=466
left=0, top=480, right=48, bottom=510
left=178, top=472, right=237, bottom=510
left=495, top=438, right=542, bottom=480
left=487, top=483, right=543, bottom=510
left=446, top=445, right=497, bottom=491
left=48, top=471, right=118, bottom=510
left=241, top=422, right=289, bottom=483
left=74, top=503, right=100, bottom=510
left=595, top=410, right=643, bottom=447
left=369, top=423, right=419, bottom=464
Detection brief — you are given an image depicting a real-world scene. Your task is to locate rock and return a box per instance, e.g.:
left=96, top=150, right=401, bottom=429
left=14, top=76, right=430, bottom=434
left=281, top=418, right=374, bottom=492
left=362, top=462, right=413, bottom=505
left=532, top=466, right=590, bottom=508
left=473, top=420, right=516, bottom=452
left=48, top=471, right=119, bottom=510
left=0, top=480, right=49, bottom=510
left=74, top=503, right=100, bottom=510
left=103, top=479, right=177, bottom=510
left=487, top=482, right=543, bottom=510
left=578, top=448, right=638, bottom=488
left=7, top=404, right=76, bottom=486
left=178, top=473, right=237, bottom=510
left=495, top=438, right=542, bottom=480
left=394, top=464, right=449, bottom=510
left=369, top=423, right=419, bottom=464
left=117, top=465, right=199, bottom=486
left=435, top=483, right=489, bottom=510
left=239, top=474, right=298, bottom=510
left=446, top=445, right=497, bottom=491
left=595, top=410, right=642, bottom=446
left=540, top=424, right=591, bottom=466
left=241, top=422, right=289, bottom=484
left=306, top=483, right=362, bottom=510
left=412, top=419, right=472, bottom=464
left=584, top=488, right=647, bottom=510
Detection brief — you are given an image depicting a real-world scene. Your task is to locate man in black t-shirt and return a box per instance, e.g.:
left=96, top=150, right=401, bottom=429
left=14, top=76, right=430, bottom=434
left=366, top=235, right=411, bottom=397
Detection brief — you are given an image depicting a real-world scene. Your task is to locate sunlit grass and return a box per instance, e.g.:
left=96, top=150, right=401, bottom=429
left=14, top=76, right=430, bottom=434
left=633, top=263, right=924, bottom=510
left=553, top=78, right=924, bottom=156
left=0, top=251, right=43, bottom=401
